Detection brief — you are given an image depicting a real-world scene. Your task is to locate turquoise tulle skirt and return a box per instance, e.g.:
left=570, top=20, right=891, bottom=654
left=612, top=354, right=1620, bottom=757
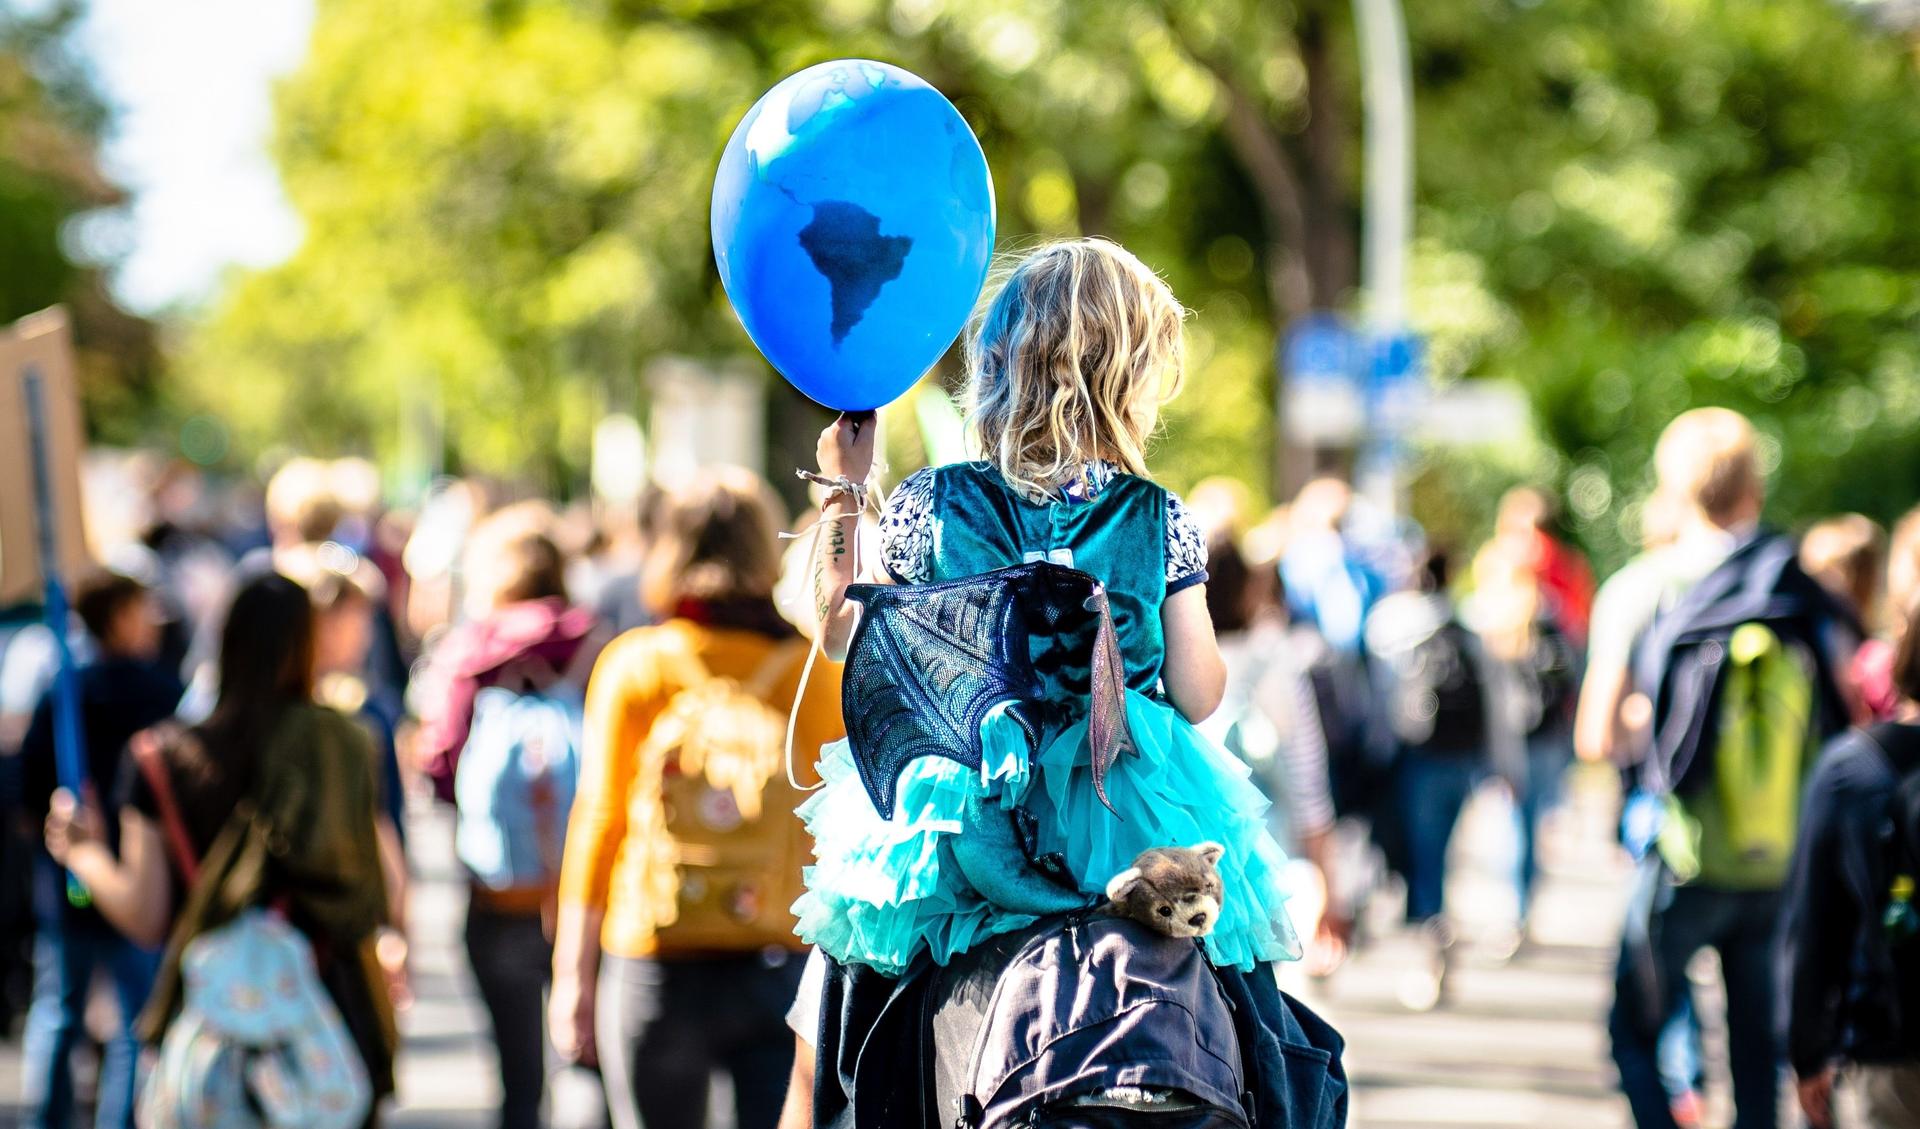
left=792, top=690, right=1302, bottom=977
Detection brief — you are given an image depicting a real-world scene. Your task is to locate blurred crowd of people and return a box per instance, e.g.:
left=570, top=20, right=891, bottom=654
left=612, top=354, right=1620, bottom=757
left=1158, top=405, right=1920, bottom=1129
left=0, top=456, right=845, bottom=1129
left=1188, top=468, right=1590, bottom=1006
left=3, top=403, right=1920, bottom=1129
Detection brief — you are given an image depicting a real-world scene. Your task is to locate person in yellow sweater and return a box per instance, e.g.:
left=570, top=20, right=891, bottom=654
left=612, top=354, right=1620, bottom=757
left=549, top=468, right=844, bottom=1129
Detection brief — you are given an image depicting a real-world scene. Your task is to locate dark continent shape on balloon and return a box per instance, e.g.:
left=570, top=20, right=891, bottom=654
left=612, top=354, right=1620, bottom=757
left=797, top=201, right=914, bottom=345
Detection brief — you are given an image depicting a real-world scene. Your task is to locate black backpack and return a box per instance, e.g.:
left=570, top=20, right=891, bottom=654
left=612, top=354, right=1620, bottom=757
left=808, top=920, right=1347, bottom=1129
left=1862, top=723, right=1920, bottom=1046
left=1386, top=619, right=1488, bottom=757
left=1291, top=625, right=1381, bottom=818
left=1631, top=532, right=1848, bottom=797
left=1512, top=616, right=1581, bottom=739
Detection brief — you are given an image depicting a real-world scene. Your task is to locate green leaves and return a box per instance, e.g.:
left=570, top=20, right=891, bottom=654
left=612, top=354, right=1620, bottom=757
left=182, top=0, right=762, bottom=485
left=1406, top=0, right=1920, bottom=568
left=0, top=5, right=156, bottom=442
left=181, top=0, right=1920, bottom=553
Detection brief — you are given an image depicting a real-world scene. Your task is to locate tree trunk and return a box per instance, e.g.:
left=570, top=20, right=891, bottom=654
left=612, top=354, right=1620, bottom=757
left=1298, top=7, right=1357, bottom=309
left=1156, top=2, right=1361, bottom=497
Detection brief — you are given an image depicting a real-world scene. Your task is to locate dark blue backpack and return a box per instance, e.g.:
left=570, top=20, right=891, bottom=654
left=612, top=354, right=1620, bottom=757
left=1632, top=532, right=1849, bottom=798
left=808, top=912, right=1347, bottom=1129
left=928, top=915, right=1251, bottom=1128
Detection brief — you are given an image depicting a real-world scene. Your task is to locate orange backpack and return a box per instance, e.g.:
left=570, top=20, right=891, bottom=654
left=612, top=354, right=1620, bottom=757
left=638, top=638, right=812, bottom=953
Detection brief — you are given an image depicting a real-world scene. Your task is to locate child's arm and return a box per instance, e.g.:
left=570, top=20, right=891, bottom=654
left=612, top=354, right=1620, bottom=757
left=814, top=414, right=879, bottom=662
left=1161, top=585, right=1227, bottom=722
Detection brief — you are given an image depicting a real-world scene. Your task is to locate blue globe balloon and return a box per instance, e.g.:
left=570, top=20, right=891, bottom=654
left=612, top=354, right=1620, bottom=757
left=712, top=60, right=996, bottom=412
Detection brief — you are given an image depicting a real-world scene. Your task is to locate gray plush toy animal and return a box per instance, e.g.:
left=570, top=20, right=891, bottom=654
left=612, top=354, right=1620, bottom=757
left=1104, top=842, right=1225, bottom=939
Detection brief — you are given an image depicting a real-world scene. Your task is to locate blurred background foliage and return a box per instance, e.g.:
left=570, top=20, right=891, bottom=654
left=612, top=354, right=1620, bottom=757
left=6, top=0, right=1920, bottom=571
left=0, top=0, right=156, bottom=442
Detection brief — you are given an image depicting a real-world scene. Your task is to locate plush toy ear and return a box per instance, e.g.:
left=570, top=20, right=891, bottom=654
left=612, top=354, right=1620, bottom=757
left=1105, top=866, right=1144, bottom=902
left=1193, top=842, right=1226, bottom=866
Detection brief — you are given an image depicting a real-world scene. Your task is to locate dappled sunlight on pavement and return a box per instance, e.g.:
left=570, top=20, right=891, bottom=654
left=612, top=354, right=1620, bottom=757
left=1287, top=766, right=1637, bottom=1129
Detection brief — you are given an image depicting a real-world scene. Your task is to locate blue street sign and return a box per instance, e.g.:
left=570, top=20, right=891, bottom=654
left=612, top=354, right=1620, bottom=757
left=1283, top=312, right=1360, bottom=390
left=1366, top=329, right=1426, bottom=438
left=1282, top=313, right=1365, bottom=444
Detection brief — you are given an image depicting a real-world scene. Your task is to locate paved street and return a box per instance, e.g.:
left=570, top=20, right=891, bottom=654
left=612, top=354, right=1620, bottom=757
left=385, top=805, right=501, bottom=1129
left=3, top=776, right=1652, bottom=1129
left=1293, top=771, right=1639, bottom=1129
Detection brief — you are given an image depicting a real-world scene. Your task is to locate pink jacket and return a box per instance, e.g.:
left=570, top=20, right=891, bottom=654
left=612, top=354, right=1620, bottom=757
left=417, top=597, right=601, bottom=802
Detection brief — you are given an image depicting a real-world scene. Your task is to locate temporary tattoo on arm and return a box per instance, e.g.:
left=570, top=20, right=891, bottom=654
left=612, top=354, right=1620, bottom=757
left=814, top=512, right=848, bottom=622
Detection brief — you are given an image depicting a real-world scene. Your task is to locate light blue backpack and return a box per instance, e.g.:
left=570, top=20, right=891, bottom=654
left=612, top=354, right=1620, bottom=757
left=455, top=684, right=584, bottom=889
left=139, top=909, right=371, bottom=1129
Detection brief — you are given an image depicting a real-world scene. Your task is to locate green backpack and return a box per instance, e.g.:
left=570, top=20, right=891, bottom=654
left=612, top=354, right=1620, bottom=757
left=1657, top=622, right=1816, bottom=889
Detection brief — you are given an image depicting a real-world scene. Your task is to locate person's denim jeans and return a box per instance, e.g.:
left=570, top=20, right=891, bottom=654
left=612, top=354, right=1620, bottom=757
left=1396, top=749, right=1485, bottom=923
left=1513, top=732, right=1572, bottom=921
left=20, top=907, right=161, bottom=1129
left=1609, top=873, right=1782, bottom=1129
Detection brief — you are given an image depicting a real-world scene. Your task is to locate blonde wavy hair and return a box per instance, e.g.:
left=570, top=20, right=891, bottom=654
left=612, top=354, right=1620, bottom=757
left=965, top=238, right=1187, bottom=500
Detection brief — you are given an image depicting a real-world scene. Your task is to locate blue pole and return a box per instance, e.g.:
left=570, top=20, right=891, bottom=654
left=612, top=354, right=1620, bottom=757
left=23, top=367, right=91, bottom=908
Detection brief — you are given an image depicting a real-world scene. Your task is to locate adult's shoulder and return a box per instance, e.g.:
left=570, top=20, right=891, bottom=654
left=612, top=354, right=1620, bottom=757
left=1808, top=725, right=1904, bottom=803
left=1587, top=547, right=1687, bottom=668
left=588, top=619, right=698, bottom=695
left=1592, top=547, right=1674, bottom=613
left=284, top=701, right=378, bottom=758
left=605, top=618, right=702, bottom=660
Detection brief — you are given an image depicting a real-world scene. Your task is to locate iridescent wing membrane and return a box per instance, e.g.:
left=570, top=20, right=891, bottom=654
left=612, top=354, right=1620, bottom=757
left=842, top=561, right=1136, bottom=819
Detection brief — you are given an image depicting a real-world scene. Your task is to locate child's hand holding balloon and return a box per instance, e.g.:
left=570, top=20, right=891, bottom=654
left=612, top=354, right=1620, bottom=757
left=817, top=411, right=877, bottom=489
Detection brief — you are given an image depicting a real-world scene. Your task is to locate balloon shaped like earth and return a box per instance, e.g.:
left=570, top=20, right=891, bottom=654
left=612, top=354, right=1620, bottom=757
left=712, top=59, right=997, bottom=413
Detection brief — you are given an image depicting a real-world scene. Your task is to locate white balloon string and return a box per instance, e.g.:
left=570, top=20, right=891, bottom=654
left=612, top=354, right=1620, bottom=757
left=780, top=478, right=872, bottom=794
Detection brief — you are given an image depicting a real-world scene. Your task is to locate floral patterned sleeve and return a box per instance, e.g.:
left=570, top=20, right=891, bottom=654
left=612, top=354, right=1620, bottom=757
left=1165, top=492, right=1209, bottom=595
left=879, top=467, right=937, bottom=584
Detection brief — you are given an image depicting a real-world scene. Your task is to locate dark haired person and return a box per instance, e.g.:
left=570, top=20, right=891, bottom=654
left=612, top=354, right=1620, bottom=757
left=18, top=570, right=182, bottom=1129
left=42, top=572, right=397, bottom=1126
left=1783, top=602, right=1920, bottom=1128
left=415, top=502, right=601, bottom=802
left=279, top=543, right=408, bottom=843
left=1366, top=549, right=1519, bottom=1010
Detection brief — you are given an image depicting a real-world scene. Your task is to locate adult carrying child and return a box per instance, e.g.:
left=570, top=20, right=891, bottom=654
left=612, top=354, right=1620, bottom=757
left=795, top=239, right=1343, bottom=1128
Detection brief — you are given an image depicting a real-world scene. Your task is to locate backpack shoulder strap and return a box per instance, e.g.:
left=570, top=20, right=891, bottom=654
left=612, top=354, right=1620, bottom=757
left=741, top=639, right=808, bottom=701
left=130, top=726, right=200, bottom=886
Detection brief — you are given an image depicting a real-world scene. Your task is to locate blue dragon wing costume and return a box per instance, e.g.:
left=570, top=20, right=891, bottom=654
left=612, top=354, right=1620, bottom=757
left=839, top=560, right=1137, bottom=820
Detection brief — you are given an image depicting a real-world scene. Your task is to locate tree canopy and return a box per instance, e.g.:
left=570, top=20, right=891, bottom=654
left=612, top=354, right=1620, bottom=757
left=1410, top=0, right=1920, bottom=565
left=0, top=1, right=155, bottom=441
left=176, top=0, right=1920, bottom=566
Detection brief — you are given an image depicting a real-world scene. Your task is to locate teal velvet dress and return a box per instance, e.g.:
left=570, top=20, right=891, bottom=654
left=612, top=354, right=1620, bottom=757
left=794, top=462, right=1300, bottom=976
